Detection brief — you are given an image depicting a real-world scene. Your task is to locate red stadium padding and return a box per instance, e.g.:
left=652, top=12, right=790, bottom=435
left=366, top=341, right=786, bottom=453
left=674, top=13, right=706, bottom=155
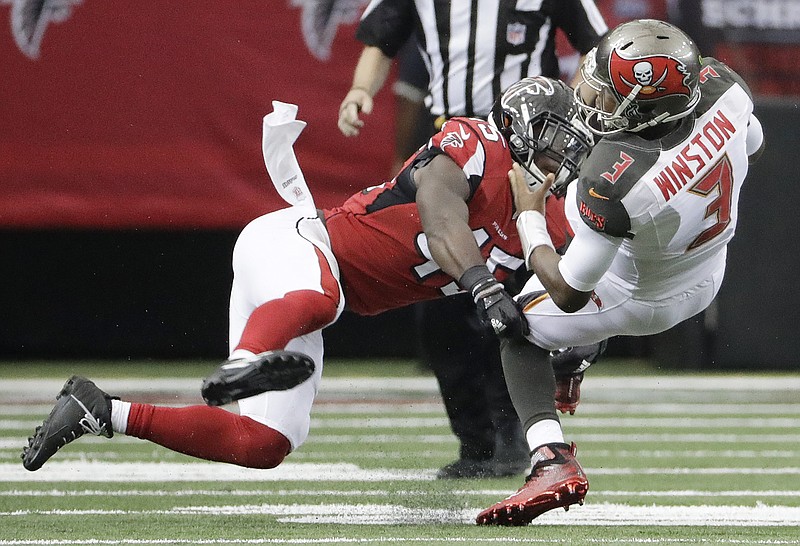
left=0, top=0, right=395, bottom=228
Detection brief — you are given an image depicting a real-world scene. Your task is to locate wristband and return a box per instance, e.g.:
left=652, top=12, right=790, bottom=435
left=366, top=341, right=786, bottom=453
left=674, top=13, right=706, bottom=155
left=516, top=210, right=555, bottom=268
left=458, top=265, right=500, bottom=302
left=471, top=277, right=502, bottom=302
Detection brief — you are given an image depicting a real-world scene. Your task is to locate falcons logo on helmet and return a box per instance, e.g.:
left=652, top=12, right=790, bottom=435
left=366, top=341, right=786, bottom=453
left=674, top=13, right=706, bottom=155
left=608, top=50, right=691, bottom=100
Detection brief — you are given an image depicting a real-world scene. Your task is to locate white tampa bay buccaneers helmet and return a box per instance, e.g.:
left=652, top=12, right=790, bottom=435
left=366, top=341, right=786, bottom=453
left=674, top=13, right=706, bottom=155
left=575, top=19, right=702, bottom=135
left=490, top=76, right=592, bottom=197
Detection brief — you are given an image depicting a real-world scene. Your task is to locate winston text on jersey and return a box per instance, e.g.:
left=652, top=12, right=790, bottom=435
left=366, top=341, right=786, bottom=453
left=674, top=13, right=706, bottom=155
left=652, top=109, right=738, bottom=203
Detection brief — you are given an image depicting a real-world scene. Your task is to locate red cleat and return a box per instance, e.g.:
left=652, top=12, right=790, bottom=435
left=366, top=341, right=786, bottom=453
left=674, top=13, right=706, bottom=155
left=475, top=442, right=588, bottom=526
left=549, top=341, right=606, bottom=415
left=554, top=373, right=583, bottom=415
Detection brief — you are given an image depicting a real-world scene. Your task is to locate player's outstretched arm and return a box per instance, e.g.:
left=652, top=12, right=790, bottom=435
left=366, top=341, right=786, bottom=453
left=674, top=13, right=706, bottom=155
left=414, top=154, right=484, bottom=279
left=510, top=164, right=593, bottom=313
left=416, top=155, right=526, bottom=338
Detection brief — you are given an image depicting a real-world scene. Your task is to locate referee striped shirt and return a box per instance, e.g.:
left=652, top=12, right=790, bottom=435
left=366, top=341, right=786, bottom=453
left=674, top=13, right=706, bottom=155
left=357, top=0, right=608, bottom=118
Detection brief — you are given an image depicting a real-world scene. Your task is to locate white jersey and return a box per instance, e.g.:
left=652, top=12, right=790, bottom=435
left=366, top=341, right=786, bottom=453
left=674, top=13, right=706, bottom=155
left=561, top=58, right=755, bottom=300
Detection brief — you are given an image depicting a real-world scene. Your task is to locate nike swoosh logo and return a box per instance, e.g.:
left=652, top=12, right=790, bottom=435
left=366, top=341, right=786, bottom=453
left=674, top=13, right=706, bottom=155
left=458, top=125, right=471, bottom=140
left=588, top=187, right=609, bottom=200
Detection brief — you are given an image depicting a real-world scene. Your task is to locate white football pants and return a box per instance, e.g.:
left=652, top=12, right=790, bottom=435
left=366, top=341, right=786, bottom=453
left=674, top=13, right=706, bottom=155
left=228, top=206, right=345, bottom=450
left=517, top=266, right=725, bottom=351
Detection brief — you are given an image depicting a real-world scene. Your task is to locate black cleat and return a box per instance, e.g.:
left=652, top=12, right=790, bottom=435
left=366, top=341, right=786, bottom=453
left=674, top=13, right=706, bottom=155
left=22, top=376, right=115, bottom=472
left=201, top=350, right=315, bottom=406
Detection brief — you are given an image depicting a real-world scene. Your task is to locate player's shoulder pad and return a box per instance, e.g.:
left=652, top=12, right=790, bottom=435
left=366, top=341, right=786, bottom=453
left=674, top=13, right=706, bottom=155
left=696, top=57, right=754, bottom=114
left=575, top=137, right=656, bottom=238
left=435, top=117, right=499, bottom=144
left=431, top=117, right=507, bottom=163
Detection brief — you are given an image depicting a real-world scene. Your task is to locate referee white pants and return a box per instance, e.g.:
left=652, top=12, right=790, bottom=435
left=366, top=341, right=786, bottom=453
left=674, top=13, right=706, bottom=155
left=228, top=206, right=345, bottom=450
left=517, top=267, right=725, bottom=351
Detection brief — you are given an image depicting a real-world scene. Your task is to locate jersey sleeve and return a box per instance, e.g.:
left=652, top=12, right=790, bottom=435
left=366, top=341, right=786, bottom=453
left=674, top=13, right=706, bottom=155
left=745, top=114, right=764, bottom=157
left=427, top=118, right=491, bottom=198
left=559, top=221, right=621, bottom=292
left=356, top=0, right=417, bottom=58
left=573, top=134, right=661, bottom=239
left=575, top=175, right=633, bottom=239
left=552, top=0, right=608, bottom=54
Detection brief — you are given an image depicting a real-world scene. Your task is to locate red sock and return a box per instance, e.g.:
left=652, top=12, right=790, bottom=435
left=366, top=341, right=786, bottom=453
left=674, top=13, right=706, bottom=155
left=236, top=288, right=339, bottom=353
left=126, top=403, right=290, bottom=469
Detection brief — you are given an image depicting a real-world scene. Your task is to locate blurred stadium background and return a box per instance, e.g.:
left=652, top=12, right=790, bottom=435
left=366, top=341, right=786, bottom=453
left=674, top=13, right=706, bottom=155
left=1, top=0, right=798, bottom=370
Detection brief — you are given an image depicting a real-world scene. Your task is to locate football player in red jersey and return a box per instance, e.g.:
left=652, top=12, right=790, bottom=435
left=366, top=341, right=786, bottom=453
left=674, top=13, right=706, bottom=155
left=22, top=77, right=594, bottom=474
left=476, top=20, right=766, bottom=526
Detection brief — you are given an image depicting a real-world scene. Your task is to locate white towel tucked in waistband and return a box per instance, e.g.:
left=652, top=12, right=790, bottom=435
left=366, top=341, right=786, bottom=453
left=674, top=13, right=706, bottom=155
left=261, top=101, right=316, bottom=211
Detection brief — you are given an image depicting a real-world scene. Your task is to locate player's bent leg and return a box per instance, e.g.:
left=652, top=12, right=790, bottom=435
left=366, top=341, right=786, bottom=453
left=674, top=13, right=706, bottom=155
left=126, top=403, right=291, bottom=468
left=235, top=289, right=341, bottom=357
left=206, top=287, right=339, bottom=406
left=201, top=350, right=315, bottom=407
left=476, top=442, right=588, bottom=526
left=236, top=331, right=324, bottom=453
left=22, top=376, right=115, bottom=471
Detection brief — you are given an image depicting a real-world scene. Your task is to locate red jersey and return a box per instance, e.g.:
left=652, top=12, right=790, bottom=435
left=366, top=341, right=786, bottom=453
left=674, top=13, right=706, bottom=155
left=323, top=117, right=525, bottom=316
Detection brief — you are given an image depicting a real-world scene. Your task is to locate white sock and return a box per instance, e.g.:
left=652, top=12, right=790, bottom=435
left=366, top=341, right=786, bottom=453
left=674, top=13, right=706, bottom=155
left=525, top=419, right=565, bottom=452
left=229, top=349, right=257, bottom=361
left=110, top=399, right=131, bottom=435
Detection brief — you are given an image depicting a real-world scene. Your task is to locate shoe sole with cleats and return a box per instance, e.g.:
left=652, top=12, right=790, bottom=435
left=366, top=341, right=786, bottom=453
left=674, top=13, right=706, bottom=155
left=475, top=476, right=588, bottom=526
left=201, top=350, right=315, bottom=406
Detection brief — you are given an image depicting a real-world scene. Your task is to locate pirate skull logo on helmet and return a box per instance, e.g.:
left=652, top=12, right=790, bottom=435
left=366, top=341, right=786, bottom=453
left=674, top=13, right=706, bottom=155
left=574, top=19, right=702, bottom=135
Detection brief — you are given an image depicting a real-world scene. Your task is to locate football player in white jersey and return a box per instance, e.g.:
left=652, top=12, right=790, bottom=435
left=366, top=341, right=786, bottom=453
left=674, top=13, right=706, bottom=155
left=477, top=19, right=765, bottom=526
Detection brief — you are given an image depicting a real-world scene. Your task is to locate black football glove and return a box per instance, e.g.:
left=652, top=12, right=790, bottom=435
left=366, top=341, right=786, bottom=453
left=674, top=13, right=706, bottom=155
left=458, top=265, right=528, bottom=339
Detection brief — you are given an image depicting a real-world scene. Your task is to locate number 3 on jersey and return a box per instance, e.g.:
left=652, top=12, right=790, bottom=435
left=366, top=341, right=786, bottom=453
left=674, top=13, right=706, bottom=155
left=687, top=155, right=734, bottom=251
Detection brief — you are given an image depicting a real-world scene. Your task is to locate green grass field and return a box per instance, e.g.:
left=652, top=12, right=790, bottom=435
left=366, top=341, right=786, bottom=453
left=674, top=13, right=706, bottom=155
left=1, top=359, right=799, bottom=545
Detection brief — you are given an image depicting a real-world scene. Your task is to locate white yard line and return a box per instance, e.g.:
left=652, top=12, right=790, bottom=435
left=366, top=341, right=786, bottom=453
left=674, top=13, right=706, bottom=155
left=3, top=461, right=800, bottom=482
left=2, top=488, right=800, bottom=498
left=3, top=375, right=800, bottom=403
left=3, top=415, right=800, bottom=432
left=0, top=461, right=435, bottom=482
left=9, top=402, right=800, bottom=416
left=5, top=432, right=800, bottom=450
left=2, top=502, right=800, bottom=527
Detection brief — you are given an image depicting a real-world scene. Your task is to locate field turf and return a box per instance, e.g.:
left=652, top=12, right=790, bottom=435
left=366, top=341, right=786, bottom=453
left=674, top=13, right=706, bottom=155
left=1, top=359, right=799, bottom=545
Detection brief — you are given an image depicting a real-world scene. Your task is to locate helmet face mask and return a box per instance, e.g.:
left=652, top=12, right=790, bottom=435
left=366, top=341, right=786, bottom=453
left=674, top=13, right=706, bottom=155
left=491, top=76, right=592, bottom=197
left=574, top=51, right=632, bottom=134
left=575, top=20, right=702, bottom=136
